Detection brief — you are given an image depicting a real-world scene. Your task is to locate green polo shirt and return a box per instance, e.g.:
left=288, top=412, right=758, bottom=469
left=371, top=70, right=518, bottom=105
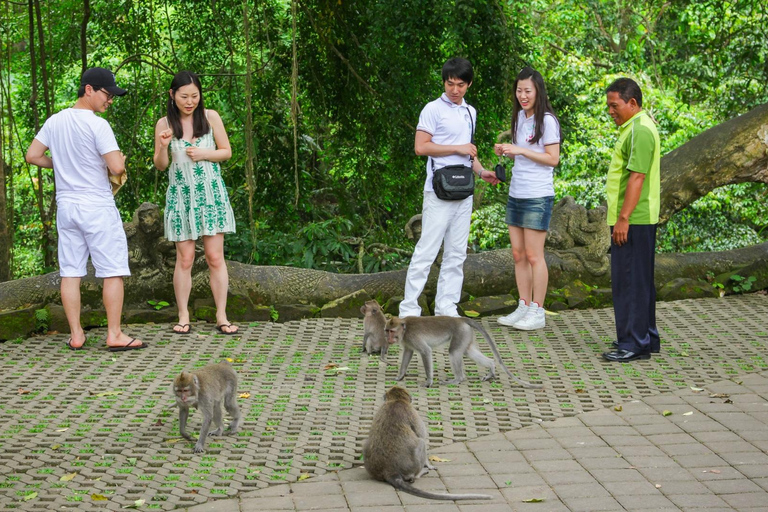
left=606, top=110, right=660, bottom=225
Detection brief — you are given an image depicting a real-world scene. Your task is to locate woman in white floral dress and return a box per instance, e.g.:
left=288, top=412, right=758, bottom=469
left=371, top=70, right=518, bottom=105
left=153, top=71, right=238, bottom=335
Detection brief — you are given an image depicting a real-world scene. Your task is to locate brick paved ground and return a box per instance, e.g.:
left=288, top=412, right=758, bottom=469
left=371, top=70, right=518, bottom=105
left=0, top=294, right=766, bottom=511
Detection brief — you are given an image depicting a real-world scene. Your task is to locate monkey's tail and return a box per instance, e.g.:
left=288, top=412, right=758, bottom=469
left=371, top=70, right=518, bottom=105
left=388, top=476, right=491, bottom=501
left=468, top=319, right=543, bottom=389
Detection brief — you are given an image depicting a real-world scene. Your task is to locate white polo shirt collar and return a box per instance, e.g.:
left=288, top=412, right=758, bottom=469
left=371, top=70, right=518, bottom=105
left=439, top=93, right=468, bottom=109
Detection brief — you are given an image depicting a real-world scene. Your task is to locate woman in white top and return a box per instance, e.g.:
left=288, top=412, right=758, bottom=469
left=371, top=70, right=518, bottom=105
left=494, top=67, right=561, bottom=330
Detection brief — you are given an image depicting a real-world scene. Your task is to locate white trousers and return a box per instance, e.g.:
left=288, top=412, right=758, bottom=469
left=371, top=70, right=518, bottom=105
left=400, top=191, right=472, bottom=317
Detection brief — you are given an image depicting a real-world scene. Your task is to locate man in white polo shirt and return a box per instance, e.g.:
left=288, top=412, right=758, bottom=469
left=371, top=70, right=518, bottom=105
left=399, top=57, right=499, bottom=318
left=25, top=67, right=147, bottom=352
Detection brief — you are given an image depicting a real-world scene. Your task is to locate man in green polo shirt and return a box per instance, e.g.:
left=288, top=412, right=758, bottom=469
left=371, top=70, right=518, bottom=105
left=602, top=77, right=661, bottom=363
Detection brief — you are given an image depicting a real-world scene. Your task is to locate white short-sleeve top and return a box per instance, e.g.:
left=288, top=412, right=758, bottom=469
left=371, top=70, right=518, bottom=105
left=34, top=108, right=119, bottom=206
left=508, top=110, right=560, bottom=199
left=416, top=93, right=476, bottom=192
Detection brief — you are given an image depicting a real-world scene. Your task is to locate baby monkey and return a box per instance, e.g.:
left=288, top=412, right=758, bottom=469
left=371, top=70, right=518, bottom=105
left=363, top=386, right=491, bottom=501
left=173, top=362, right=241, bottom=453
left=360, top=299, right=388, bottom=361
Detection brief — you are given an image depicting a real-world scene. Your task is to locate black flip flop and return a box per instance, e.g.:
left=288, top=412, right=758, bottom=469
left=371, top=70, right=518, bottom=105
left=66, top=338, right=84, bottom=351
left=172, top=323, right=192, bottom=335
left=215, top=323, right=239, bottom=335
left=108, top=338, right=149, bottom=352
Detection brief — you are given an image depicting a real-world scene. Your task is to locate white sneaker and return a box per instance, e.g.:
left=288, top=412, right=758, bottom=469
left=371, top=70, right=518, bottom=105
left=512, top=304, right=546, bottom=330
left=497, top=300, right=529, bottom=326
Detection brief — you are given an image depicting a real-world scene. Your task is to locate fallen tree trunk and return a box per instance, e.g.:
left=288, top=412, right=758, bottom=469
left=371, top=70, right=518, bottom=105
left=660, top=102, right=768, bottom=222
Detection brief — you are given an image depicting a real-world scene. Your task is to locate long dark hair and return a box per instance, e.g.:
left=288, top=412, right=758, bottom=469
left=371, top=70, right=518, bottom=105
left=511, top=67, right=560, bottom=145
left=167, top=71, right=209, bottom=140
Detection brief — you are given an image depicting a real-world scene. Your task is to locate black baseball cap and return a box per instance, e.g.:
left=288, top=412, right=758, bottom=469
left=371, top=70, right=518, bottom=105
left=80, top=67, right=127, bottom=96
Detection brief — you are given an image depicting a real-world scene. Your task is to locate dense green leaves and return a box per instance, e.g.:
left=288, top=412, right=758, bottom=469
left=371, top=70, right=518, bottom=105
left=1, top=0, right=766, bottom=279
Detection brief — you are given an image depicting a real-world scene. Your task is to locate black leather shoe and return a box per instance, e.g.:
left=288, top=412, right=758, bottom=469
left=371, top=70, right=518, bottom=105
left=602, top=349, right=651, bottom=362
left=611, top=341, right=660, bottom=354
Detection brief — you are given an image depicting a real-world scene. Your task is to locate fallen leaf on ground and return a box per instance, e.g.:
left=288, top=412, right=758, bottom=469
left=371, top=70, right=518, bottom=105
left=239, top=392, right=251, bottom=399
left=24, top=492, right=37, bottom=501
left=298, top=473, right=311, bottom=481
left=91, top=494, right=108, bottom=501
left=89, top=391, right=122, bottom=397
left=153, top=419, right=163, bottom=427
left=225, top=357, right=234, bottom=362
left=18, top=388, right=30, bottom=395
left=56, top=428, right=68, bottom=432
left=703, top=469, right=721, bottom=474
left=614, top=405, right=623, bottom=412
left=323, top=363, right=338, bottom=370
left=51, top=444, right=61, bottom=450
left=690, top=387, right=704, bottom=392
left=463, top=310, right=480, bottom=318
left=544, top=310, right=560, bottom=316
left=165, top=438, right=184, bottom=444
left=683, top=411, right=694, bottom=416
left=662, top=410, right=673, bottom=416
left=655, top=484, right=661, bottom=488
left=428, top=455, right=450, bottom=463
left=709, top=393, right=729, bottom=398
left=123, top=499, right=145, bottom=509
left=574, top=388, right=585, bottom=393
left=522, top=498, right=545, bottom=503
left=60, top=473, right=77, bottom=482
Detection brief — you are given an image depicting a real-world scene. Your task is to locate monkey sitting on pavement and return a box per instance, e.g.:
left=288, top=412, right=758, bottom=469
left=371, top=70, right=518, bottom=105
left=360, top=299, right=388, bottom=362
left=363, top=386, right=492, bottom=501
left=386, top=316, right=542, bottom=389
left=173, top=361, right=241, bottom=453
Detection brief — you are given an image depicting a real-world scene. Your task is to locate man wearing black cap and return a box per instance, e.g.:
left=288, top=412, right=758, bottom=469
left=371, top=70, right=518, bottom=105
left=25, top=67, right=147, bottom=352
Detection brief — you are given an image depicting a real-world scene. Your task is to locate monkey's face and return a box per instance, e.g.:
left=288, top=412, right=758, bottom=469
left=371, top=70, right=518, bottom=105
left=384, top=319, right=404, bottom=345
left=173, top=374, right=199, bottom=406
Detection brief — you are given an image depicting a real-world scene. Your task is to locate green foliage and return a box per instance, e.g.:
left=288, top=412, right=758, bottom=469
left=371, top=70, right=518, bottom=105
left=147, top=300, right=170, bottom=311
left=657, top=185, right=764, bottom=253
left=469, top=202, right=510, bottom=251
left=2, top=0, right=767, bottom=282
left=729, top=274, right=757, bottom=294
left=34, top=309, right=50, bottom=333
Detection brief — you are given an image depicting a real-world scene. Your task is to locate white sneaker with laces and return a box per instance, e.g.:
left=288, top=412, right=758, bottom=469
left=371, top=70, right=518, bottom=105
left=497, top=300, right=529, bottom=326
left=512, top=303, right=546, bottom=330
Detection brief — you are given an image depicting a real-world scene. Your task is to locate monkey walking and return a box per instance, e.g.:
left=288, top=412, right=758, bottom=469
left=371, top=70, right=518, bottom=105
left=360, top=299, right=388, bottom=362
left=173, top=362, right=241, bottom=453
left=363, top=386, right=492, bottom=501
left=386, top=316, right=542, bottom=389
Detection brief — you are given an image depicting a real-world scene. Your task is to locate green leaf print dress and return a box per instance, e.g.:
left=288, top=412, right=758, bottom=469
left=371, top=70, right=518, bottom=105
left=164, top=122, right=236, bottom=242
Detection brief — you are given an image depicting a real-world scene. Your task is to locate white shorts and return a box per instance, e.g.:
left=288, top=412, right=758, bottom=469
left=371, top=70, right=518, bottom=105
left=57, top=202, right=130, bottom=278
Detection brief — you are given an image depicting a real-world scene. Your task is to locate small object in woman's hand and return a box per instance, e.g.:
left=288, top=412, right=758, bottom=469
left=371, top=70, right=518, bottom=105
left=494, top=162, right=507, bottom=183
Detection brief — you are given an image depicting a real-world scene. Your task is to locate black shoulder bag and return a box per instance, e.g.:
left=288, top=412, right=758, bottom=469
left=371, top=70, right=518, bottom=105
left=431, top=106, right=476, bottom=200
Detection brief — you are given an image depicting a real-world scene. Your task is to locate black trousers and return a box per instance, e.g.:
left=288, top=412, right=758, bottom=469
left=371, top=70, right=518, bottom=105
left=611, top=224, right=660, bottom=354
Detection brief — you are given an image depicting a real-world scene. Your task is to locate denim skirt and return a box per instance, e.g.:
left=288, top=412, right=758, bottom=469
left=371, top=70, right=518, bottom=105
left=505, top=196, right=555, bottom=231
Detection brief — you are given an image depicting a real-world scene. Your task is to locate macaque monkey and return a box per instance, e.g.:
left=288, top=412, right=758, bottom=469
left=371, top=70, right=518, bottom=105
left=173, top=362, right=241, bottom=453
left=360, top=299, right=388, bottom=361
left=363, top=386, right=492, bottom=501
left=386, top=316, right=542, bottom=389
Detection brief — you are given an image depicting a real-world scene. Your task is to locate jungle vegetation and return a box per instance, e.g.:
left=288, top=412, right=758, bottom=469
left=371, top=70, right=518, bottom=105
left=1, top=0, right=766, bottom=281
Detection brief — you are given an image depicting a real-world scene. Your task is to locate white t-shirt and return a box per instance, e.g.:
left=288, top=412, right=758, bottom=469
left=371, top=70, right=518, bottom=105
left=508, top=111, right=560, bottom=199
left=34, top=108, right=119, bottom=206
left=416, top=94, right=476, bottom=192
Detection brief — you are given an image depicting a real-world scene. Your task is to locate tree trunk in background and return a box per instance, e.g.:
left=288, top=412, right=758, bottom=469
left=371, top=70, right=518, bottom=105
left=80, top=0, right=90, bottom=73
left=0, top=157, right=10, bottom=282
left=659, top=102, right=768, bottom=222
left=242, top=0, right=257, bottom=261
